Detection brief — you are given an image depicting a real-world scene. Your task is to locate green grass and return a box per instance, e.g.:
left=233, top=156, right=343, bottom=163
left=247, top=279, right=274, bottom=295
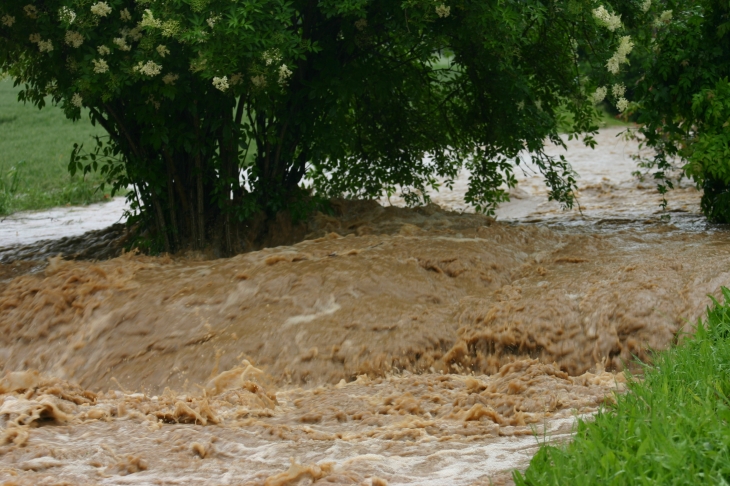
left=0, top=78, right=109, bottom=215
left=515, top=288, right=730, bottom=485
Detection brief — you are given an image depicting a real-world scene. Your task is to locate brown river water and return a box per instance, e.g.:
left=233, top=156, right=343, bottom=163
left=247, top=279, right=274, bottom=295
left=0, top=128, right=728, bottom=485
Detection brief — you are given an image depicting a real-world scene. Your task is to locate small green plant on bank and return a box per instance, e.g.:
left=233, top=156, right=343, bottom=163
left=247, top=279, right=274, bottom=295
left=515, top=287, right=730, bottom=485
left=0, top=79, right=107, bottom=215
left=0, top=161, right=22, bottom=214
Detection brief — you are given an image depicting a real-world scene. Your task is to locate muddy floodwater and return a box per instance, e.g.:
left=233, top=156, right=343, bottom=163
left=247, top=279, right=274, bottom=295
left=0, top=128, right=728, bottom=485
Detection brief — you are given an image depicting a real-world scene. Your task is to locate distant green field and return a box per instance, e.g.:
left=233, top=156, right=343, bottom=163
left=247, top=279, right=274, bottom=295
left=0, top=78, right=108, bottom=215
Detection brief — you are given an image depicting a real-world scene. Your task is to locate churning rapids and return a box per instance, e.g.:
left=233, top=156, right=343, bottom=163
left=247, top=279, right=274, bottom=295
left=0, top=128, right=728, bottom=485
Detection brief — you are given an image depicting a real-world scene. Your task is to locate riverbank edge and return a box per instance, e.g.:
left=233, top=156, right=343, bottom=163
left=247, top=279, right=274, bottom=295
left=514, top=287, right=730, bottom=484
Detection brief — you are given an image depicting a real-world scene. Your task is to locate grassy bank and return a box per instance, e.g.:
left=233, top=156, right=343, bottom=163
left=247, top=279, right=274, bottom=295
left=515, top=288, right=730, bottom=485
left=0, top=78, right=108, bottom=215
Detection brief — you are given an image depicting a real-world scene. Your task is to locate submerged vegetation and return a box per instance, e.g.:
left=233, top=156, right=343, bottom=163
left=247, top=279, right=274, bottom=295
left=515, top=288, right=730, bottom=485
left=0, top=79, right=106, bottom=215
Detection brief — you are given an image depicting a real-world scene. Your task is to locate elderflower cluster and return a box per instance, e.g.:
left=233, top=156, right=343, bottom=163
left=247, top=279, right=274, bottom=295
left=230, top=73, right=243, bottom=86
left=65, top=31, right=84, bottom=48
left=278, top=65, right=292, bottom=86
left=133, top=60, right=162, bottom=77
left=113, top=37, right=131, bottom=51
left=251, top=74, right=266, bottom=87
left=592, top=86, right=607, bottom=104
left=212, top=76, right=229, bottom=92
left=606, top=35, right=634, bottom=74
left=641, top=0, right=651, bottom=12
left=29, top=33, right=41, bottom=43
left=140, top=9, right=162, bottom=28
left=128, top=27, right=143, bottom=41
left=592, top=6, right=622, bottom=31
left=92, top=58, right=109, bottom=74
left=354, top=18, right=367, bottom=30
left=59, top=7, right=76, bottom=24
left=91, top=2, right=112, bottom=17
left=435, top=4, right=450, bottom=18
left=162, top=73, right=178, bottom=85
left=98, top=45, right=110, bottom=55
left=120, top=8, right=132, bottom=21
left=24, top=5, right=38, bottom=19
left=38, top=40, right=53, bottom=52
left=654, top=10, right=672, bottom=27
left=262, top=49, right=281, bottom=66
left=71, top=93, right=83, bottom=108
left=616, top=97, right=629, bottom=112
left=1, top=15, right=16, bottom=27
left=611, top=83, right=626, bottom=98
left=156, top=45, right=170, bottom=57
left=206, top=15, right=220, bottom=28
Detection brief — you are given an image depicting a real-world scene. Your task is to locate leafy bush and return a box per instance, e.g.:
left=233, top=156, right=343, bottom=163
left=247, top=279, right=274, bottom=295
left=515, top=287, right=730, bottom=485
left=1, top=0, right=642, bottom=252
left=632, top=0, right=730, bottom=222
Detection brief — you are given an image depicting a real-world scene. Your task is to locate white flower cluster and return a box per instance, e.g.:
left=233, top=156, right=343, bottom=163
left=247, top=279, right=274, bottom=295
left=29, top=33, right=41, bottom=43
left=162, top=73, right=178, bottom=85
left=98, top=45, right=110, bottom=55
left=592, top=6, right=622, bottom=31
left=606, top=35, right=633, bottom=74
left=59, top=7, right=76, bottom=24
left=251, top=74, right=266, bottom=87
left=592, top=86, right=607, bottom=104
left=71, top=93, right=83, bottom=108
left=230, top=73, right=243, bottom=86
left=206, top=15, right=220, bottom=28
left=140, top=9, right=162, bottom=28
left=127, top=27, right=143, bottom=41
left=354, top=18, right=367, bottom=31
left=1, top=15, right=15, bottom=27
left=91, top=2, right=112, bottom=17
left=38, top=40, right=53, bottom=52
left=616, top=97, right=629, bottom=112
left=92, top=58, right=109, bottom=74
left=641, top=0, right=651, bottom=13
left=133, top=60, right=162, bottom=76
left=161, top=20, right=180, bottom=37
left=120, top=8, right=132, bottom=22
left=435, top=4, right=450, bottom=18
left=24, top=5, right=38, bottom=19
left=611, top=83, right=625, bottom=98
left=517, top=101, right=525, bottom=111
left=65, top=30, right=84, bottom=48
left=654, top=10, right=672, bottom=27
left=278, top=64, right=292, bottom=86
left=156, top=45, right=170, bottom=57
left=262, top=49, right=281, bottom=66
left=212, top=76, right=229, bottom=92
left=113, top=37, right=131, bottom=51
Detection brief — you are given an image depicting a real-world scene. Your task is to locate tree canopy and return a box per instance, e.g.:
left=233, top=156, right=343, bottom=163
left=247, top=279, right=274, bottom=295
left=629, top=0, right=730, bottom=223
left=1, top=0, right=643, bottom=253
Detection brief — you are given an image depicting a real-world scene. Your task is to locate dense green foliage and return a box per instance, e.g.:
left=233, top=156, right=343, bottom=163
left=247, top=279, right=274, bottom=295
left=0, top=78, right=107, bottom=215
left=631, top=0, right=730, bottom=222
left=1, top=0, right=642, bottom=252
left=515, top=287, right=730, bottom=485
